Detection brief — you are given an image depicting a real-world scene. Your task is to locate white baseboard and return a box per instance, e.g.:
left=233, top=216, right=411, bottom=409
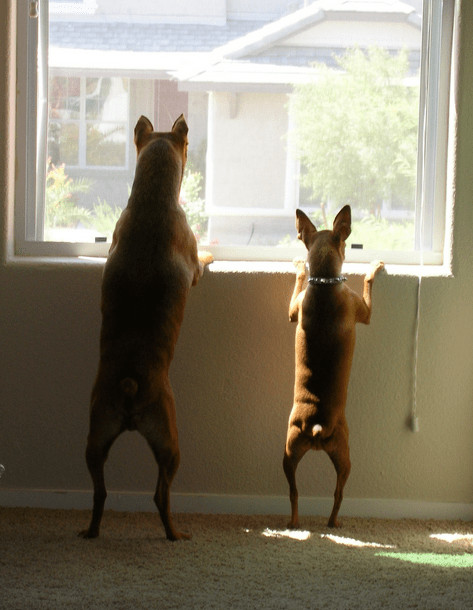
left=1, top=489, right=472, bottom=521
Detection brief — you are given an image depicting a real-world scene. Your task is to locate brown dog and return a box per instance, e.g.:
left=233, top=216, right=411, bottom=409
left=79, top=115, right=213, bottom=541
left=283, top=205, right=383, bottom=528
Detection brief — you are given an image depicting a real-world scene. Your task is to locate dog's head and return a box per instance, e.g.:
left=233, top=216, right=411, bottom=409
left=133, top=114, right=189, bottom=180
left=296, top=205, right=351, bottom=276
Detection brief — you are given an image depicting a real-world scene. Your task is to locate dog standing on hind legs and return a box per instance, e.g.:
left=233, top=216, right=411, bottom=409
left=283, top=205, right=383, bottom=529
left=79, top=115, right=213, bottom=541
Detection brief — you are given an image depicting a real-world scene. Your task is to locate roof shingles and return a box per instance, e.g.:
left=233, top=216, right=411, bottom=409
left=49, top=21, right=267, bottom=53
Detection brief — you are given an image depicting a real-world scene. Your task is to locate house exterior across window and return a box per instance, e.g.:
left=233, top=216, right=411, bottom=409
left=20, top=0, right=451, bottom=264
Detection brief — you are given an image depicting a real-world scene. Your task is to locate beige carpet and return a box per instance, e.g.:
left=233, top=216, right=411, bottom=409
left=0, top=507, right=472, bottom=609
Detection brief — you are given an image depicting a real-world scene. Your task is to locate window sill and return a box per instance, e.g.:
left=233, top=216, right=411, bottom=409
left=3, top=255, right=453, bottom=279
left=207, top=260, right=453, bottom=278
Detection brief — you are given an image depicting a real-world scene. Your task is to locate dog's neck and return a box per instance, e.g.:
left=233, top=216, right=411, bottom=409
left=306, top=262, right=346, bottom=285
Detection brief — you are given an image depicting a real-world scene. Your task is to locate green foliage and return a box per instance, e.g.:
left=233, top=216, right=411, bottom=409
left=85, top=198, right=124, bottom=241
left=351, top=215, right=414, bottom=251
left=45, top=160, right=122, bottom=239
left=292, top=47, right=419, bottom=213
left=278, top=208, right=414, bottom=251
left=180, top=165, right=208, bottom=244
left=44, top=159, right=208, bottom=245
left=86, top=166, right=210, bottom=243
left=45, top=159, right=91, bottom=228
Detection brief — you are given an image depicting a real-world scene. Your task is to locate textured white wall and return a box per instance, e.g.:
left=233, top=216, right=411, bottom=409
left=1, top=1, right=472, bottom=513
left=208, top=91, right=289, bottom=210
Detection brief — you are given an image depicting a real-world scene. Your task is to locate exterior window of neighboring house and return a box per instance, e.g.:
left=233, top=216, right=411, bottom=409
left=15, top=0, right=455, bottom=264
left=48, top=76, right=129, bottom=169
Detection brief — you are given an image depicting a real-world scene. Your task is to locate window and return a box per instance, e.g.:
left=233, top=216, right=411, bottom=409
left=48, top=76, right=129, bottom=169
left=15, top=0, right=455, bottom=263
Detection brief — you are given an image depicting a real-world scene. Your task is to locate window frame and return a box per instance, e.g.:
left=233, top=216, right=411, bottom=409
left=14, top=0, right=455, bottom=264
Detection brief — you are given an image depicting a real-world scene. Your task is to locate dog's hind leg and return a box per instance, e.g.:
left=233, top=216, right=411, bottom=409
left=152, top=444, right=191, bottom=541
left=324, top=425, right=351, bottom=529
left=139, top=391, right=191, bottom=541
left=79, top=409, right=123, bottom=539
left=283, top=430, right=311, bottom=529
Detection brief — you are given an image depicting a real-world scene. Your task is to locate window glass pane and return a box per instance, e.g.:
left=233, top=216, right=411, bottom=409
left=49, top=76, right=80, bottom=120
left=45, top=72, right=129, bottom=241
left=37, top=0, right=449, bottom=256
left=290, top=47, right=419, bottom=252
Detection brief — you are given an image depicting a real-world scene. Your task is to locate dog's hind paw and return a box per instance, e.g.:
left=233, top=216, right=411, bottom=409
left=78, top=529, right=99, bottom=539
left=287, top=520, right=301, bottom=530
left=167, top=530, right=192, bottom=541
left=327, top=519, right=342, bottom=529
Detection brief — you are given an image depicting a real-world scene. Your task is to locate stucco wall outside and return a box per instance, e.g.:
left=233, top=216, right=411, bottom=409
left=208, top=91, right=289, bottom=210
left=1, top=1, right=472, bottom=517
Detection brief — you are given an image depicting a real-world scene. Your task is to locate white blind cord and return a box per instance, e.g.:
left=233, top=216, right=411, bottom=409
left=411, top=0, right=440, bottom=433
left=411, top=274, right=422, bottom=433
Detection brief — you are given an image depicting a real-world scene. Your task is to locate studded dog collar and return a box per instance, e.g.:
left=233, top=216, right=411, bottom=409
left=308, top=275, right=347, bottom=285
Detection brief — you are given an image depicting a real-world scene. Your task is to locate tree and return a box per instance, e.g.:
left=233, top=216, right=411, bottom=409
left=291, top=47, right=419, bottom=217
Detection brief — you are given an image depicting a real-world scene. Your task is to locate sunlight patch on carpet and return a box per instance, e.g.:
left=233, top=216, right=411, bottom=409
left=321, top=534, right=396, bottom=549
left=261, top=528, right=311, bottom=541
left=376, top=551, right=473, bottom=568
left=430, top=533, right=473, bottom=545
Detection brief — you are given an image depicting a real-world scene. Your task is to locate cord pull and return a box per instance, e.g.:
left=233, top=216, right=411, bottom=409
left=410, top=415, right=420, bottom=433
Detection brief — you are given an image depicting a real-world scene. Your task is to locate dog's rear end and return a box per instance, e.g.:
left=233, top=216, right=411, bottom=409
left=80, top=115, right=211, bottom=541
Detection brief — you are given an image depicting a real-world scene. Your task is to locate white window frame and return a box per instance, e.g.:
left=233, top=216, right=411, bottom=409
left=14, top=0, right=455, bottom=263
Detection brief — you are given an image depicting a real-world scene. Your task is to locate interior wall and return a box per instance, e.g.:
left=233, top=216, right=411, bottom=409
left=1, top=1, right=473, bottom=513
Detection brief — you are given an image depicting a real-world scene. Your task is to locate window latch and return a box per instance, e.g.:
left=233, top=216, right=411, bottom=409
left=29, top=1, right=39, bottom=18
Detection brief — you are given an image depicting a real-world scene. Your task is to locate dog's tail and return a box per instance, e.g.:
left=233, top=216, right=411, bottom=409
left=119, top=377, right=139, bottom=431
left=309, top=423, right=325, bottom=449
left=301, top=422, right=324, bottom=438
left=120, top=377, right=138, bottom=398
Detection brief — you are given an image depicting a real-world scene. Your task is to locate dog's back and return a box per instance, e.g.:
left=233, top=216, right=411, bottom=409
left=99, top=117, right=199, bottom=372
left=295, top=283, right=357, bottom=422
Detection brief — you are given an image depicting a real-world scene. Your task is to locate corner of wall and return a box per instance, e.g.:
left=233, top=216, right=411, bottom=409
left=0, top=1, right=16, bottom=265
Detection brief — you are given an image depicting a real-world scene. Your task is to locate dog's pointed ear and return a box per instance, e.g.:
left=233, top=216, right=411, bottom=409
left=296, top=209, right=317, bottom=250
left=172, top=114, right=188, bottom=138
left=333, top=205, right=352, bottom=241
left=134, top=116, right=154, bottom=155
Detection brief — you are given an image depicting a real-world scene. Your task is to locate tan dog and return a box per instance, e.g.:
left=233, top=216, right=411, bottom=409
left=79, top=115, right=213, bottom=541
left=283, top=206, right=383, bottom=528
